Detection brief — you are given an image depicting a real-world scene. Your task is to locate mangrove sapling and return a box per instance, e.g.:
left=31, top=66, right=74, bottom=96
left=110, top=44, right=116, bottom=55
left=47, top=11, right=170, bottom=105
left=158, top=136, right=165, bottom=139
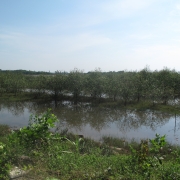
left=128, top=134, right=167, bottom=179
left=85, top=69, right=105, bottom=101
left=66, top=69, right=84, bottom=104
left=47, top=72, right=67, bottom=105
left=29, top=75, right=48, bottom=98
left=104, top=72, right=118, bottom=101
left=16, top=109, right=58, bottom=149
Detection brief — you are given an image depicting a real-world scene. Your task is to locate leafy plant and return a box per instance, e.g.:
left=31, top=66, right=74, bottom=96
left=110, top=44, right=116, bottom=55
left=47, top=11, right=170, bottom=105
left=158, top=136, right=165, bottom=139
left=149, top=134, right=166, bottom=165
left=129, top=134, right=167, bottom=179
left=149, top=134, right=166, bottom=153
left=16, top=109, right=58, bottom=148
left=0, top=142, right=10, bottom=179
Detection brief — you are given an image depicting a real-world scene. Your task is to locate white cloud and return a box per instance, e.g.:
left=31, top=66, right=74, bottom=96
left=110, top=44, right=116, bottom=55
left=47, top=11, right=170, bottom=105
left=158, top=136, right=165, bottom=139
left=176, top=4, right=180, bottom=10
left=1, top=1, right=180, bottom=72
left=0, top=30, right=112, bottom=72
left=128, top=45, right=180, bottom=70
left=169, top=3, right=180, bottom=18
left=59, top=33, right=112, bottom=52
left=101, top=0, right=156, bottom=18
left=129, top=33, right=154, bottom=40
left=0, top=31, right=112, bottom=55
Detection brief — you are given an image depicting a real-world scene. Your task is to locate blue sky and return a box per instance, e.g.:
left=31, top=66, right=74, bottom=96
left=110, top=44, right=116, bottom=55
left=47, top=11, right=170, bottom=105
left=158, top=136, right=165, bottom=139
left=1, top=0, right=180, bottom=72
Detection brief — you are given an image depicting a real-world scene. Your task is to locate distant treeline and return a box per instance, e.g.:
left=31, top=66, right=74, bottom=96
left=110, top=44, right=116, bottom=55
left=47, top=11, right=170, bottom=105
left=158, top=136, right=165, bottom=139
left=0, top=68, right=180, bottom=105
left=0, top=69, right=54, bottom=75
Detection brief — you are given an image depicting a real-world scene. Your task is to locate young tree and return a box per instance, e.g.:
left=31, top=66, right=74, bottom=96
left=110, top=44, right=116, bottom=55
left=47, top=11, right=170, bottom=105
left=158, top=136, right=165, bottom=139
left=66, top=69, right=84, bottom=104
left=104, top=72, right=121, bottom=101
left=3, top=72, right=26, bottom=95
left=29, top=75, right=48, bottom=98
left=155, top=68, right=174, bottom=104
left=119, top=72, right=135, bottom=105
left=47, top=71, right=67, bottom=103
left=132, top=68, right=151, bottom=102
left=85, top=69, right=106, bottom=100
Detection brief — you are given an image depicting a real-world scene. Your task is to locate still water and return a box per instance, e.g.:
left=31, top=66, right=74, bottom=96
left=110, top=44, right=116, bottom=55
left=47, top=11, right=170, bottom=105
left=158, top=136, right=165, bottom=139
left=0, top=101, right=179, bottom=144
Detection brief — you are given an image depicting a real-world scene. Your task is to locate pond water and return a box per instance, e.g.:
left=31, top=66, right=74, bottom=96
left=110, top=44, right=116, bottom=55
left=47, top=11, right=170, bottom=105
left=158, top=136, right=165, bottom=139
left=0, top=100, right=180, bottom=144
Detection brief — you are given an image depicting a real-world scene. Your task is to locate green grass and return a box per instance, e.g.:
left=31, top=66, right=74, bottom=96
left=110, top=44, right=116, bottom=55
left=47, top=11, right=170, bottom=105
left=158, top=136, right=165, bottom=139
left=1, top=110, right=180, bottom=179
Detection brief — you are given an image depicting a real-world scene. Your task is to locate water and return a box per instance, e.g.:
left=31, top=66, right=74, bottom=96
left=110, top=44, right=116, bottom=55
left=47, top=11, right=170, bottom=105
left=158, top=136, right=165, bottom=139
left=0, top=100, right=180, bottom=144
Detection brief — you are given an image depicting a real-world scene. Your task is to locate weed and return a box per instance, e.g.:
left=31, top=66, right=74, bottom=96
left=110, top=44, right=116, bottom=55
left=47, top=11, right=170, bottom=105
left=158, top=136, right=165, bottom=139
left=16, top=109, right=58, bottom=149
left=1, top=111, right=180, bottom=179
left=0, top=142, right=10, bottom=179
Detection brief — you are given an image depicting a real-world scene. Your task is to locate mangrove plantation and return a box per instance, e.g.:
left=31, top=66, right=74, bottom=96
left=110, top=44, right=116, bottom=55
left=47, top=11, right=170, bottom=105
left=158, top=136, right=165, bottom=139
left=1, top=67, right=180, bottom=179
left=1, top=67, right=180, bottom=106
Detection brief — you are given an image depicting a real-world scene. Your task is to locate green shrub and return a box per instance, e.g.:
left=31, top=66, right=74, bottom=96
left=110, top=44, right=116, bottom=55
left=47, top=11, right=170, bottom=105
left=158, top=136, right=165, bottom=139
left=0, top=125, right=10, bottom=136
left=16, top=109, right=58, bottom=149
left=0, top=142, right=10, bottom=179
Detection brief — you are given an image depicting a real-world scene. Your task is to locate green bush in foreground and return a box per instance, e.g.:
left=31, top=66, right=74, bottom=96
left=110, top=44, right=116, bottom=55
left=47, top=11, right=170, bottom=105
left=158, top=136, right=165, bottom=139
left=1, top=110, right=180, bottom=179
left=16, top=109, right=58, bottom=149
left=0, top=142, right=10, bottom=179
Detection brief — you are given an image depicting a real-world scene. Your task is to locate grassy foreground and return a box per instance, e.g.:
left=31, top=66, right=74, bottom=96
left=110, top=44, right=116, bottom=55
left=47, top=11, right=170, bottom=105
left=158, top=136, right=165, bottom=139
left=1, top=110, right=180, bottom=180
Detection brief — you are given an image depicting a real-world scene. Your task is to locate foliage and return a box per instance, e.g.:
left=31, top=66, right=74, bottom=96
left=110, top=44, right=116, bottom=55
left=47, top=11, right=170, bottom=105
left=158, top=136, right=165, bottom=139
left=1, top=72, right=25, bottom=96
left=29, top=75, right=48, bottom=97
left=1, top=117, right=180, bottom=179
left=0, top=69, right=53, bottom=75
left=66, top=69, right=84, bottom=104
left=16, top=109, right=58, bottom=148
left=0, top=125, right=10, bottom=137
left=85, top=69, right=106, bottom=100
left=104, top=72, right=120, bottom=101
left=47, top=71, right=67, bottom=102
left=0, top=142, right=10, bottom=179
left=2, top=67, right=180, bottom=106
left=129, top=134, right=167, bottom=179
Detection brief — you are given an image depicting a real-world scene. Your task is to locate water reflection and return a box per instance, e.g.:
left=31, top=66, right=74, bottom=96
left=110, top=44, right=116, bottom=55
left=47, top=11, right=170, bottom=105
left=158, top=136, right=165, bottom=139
left=0, top=101, right=180, bottom=144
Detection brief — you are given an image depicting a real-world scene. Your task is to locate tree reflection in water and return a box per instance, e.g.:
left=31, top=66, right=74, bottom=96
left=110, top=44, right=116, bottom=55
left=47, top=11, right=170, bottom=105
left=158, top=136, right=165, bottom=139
left=0, top=101, right=179, bottom=143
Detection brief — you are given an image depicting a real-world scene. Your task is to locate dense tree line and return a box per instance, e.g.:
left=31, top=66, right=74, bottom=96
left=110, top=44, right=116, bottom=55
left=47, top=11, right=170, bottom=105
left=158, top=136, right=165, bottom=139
left=0, top=69, right=54, bottom=75
left=0, top=68, right=180, bottom=105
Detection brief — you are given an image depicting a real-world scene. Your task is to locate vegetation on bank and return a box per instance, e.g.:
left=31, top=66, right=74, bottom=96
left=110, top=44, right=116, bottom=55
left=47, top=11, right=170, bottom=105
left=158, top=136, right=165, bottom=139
left=1, top=67, right=180, bottom=179
left=0, top=110, right=180, bottom=179
left=1, top=67, right=180, bottom=107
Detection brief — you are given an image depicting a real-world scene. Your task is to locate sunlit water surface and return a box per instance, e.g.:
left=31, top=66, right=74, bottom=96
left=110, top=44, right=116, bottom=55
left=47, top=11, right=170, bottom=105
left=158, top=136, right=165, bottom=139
left=0, top=101, right=180, bottom=144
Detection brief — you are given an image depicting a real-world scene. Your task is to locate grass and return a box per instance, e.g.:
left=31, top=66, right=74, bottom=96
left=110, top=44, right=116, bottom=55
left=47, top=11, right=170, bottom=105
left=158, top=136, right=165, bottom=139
left=1, top=110, right=180, bottom=180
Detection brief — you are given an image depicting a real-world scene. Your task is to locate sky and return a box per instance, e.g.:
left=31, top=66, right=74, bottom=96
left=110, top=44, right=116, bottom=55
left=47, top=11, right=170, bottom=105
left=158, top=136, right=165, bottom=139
left=1, top=0, right=180, bottom=72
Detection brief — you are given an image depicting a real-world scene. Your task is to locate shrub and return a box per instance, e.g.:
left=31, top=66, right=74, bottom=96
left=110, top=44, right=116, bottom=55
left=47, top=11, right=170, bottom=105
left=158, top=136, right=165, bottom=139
left=0, top=142, right=10, bottom=179
left=16, top=109, right=58, bottom=149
